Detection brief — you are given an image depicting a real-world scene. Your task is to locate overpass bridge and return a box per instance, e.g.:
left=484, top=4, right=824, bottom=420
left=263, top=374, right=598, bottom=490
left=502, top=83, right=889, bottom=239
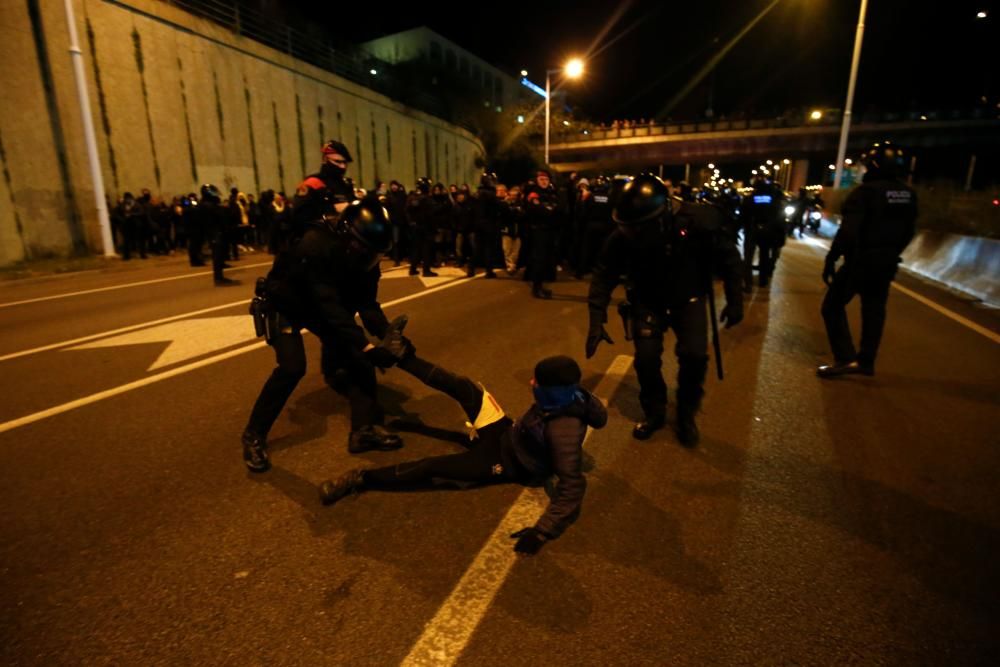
left=549, top=112, right=1000, bottom=179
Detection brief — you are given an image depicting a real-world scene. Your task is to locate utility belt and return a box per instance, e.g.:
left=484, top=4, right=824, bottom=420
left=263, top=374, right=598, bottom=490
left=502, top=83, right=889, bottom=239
left=617, top=298, right=704, bottom=340
left=248, top=277, right=294, bottom=345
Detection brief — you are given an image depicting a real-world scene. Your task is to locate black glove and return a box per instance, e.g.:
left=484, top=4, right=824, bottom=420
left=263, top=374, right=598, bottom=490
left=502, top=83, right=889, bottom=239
left=510, top=527, right=548, bottom=555
left=585, top=323, right=614, bottom=359
left=365, top=345, right=398, bottom=369
left=822, top=258, right=836, bottom=286
left=719, top=303, right=743, bottom=329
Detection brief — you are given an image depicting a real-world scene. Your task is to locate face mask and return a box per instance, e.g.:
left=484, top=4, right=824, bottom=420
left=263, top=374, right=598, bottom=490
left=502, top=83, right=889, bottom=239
left=321, top=162, right=346, bottom=181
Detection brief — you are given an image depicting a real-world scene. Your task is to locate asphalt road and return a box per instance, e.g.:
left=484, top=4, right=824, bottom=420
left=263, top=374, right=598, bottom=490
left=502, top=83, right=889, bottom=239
left=1, top=241, right=998, bottom=666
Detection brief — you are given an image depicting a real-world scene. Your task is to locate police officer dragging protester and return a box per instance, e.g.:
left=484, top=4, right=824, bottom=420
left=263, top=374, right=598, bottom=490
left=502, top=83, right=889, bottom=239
left=818, top=141, right=917, bottom=378
left=586, top=174, right=744, bottom=445
left=741, top=175, right=786, bottom=290
left=318, top=318, right=607, bottom=556
left=242, top=141, right=402, bottom=472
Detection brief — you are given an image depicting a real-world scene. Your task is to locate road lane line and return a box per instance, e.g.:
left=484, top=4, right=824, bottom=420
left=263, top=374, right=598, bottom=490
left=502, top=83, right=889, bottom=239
left=0, top=300, right=249, bottom=363
left=891, top=282, right=1000, bottom=344
left=400, top=355, right=632, bottom=667
left=0, top=265, right=468, bottom=363
left=0, top=274, right=479, bottom=435
left=0, top=261, right=273, bottom=309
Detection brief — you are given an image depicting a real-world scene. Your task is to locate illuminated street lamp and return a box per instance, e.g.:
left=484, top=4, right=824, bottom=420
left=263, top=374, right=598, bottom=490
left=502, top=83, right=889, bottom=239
left=976, top=10, right=987, bottom=19
left=810, top=109, right=823, bottom=120
left=545, top=57, right=585, bottom=165
left=520, top=69, right=528, bottom=77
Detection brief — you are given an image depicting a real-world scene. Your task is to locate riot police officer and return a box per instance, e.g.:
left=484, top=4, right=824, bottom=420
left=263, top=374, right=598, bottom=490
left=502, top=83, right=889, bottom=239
left=524, top=169, right=561, bottom=299
left=741, top=175, right=786, bottom=290
left=575, top=175, right=615, bottom=278
left=818, top=141, right=917, bottom=377
left=241, top=141, right=401, bottom=472
left=187, top=184, right=235, bottom=285
left=407, top=177, right=437, bottom=277
left=586, top=174, right=744, bottom=445
left=467, top=172, right=502, bottom=278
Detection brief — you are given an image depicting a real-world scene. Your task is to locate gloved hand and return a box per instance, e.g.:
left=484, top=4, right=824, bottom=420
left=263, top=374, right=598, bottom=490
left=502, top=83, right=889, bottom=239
left=585, top=323, right=614, bottom=359
left=719, top=303, right=743, bottom=329
left=510, top=527, right=548, bottom=555
left=822, top=258, right=836, bottom=286
left=365, top=345, right=398, bottom=369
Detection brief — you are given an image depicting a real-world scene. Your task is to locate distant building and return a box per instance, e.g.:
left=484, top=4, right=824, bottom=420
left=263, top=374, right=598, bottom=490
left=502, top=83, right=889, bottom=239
left=361, top=26, right=539, bottom=113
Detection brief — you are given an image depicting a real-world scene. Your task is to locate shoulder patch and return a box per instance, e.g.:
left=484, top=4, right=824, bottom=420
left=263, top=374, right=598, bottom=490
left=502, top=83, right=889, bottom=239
left=298, top=176, right=326, bottom=194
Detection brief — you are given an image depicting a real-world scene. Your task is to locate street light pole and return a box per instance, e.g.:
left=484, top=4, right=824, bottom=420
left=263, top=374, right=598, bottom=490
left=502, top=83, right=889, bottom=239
left=62, top=0, right=114, bottom=256
left=544, top=70, right=551, bottom=166
left=833, top=0, right=869, bottom=190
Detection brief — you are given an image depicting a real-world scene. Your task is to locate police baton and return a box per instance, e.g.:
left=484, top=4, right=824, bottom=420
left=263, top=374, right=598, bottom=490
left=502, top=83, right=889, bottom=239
left=706, top=286, right=724, bottom=380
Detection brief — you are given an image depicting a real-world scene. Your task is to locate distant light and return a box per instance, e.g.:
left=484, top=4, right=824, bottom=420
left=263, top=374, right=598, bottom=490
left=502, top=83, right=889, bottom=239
left=810, top=110, right=823, bottom=120
left=920, top=115, right=928, bottom=120
left=828, top=164, right=836, bottom=170
left=520, top=77, right=547, bottom=99
left=496, top=106, right=503, bottom=113
left=977, top=10, right=987, bottom=19
left=517, top=115, right=525, bottom=124
left=370, top=69, right=377, bottom=75
left=774, top=164, right=780, bottom=170
left=992, top=198, right=999, bottom=206
left=845, top=158, right=853, bottom=165
left=520, top=69, right=528, bottom=77
left=766, top=159, right=773, bottom=165
left=784, top=205, right=796, bottom=216
left=583, top=130, right=589, bottom=135
left=751, top=169, right=758, bottom=175
left=563, top=120, right=570, bottom=126
left=708, top=163, right=716, bottom=169
left=783, top=158, right=791, bottom=165
left=565, top=58, right=585, bottom=79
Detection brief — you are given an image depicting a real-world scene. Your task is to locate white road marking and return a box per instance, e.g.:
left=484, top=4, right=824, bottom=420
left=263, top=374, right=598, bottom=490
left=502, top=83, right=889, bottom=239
left=891, top=282, right=1000, bottom=344
left=382, top=265, right=469, bottom=288
left=68, top=315, right=257, bottom=371
left=0, top=300, right=250, bottom=363
left=400, top=355, right=633, bottom=667
left=0, top=273, right=479, bottom=435
left=0, top=261, right=273, bottom=309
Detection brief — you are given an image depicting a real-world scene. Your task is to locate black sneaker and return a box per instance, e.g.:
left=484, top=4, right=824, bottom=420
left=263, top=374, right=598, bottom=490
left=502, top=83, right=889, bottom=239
left=242, top=430, right=270, bottom=472
left=632, top=416, right=666, bottom=440
left=319, top=469, right=365, bottom=506
left=348, top=425, right=403, bottom=453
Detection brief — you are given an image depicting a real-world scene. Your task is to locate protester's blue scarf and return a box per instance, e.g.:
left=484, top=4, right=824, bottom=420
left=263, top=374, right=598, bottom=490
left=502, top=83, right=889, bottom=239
left=532, top=384, right=582, bottom=412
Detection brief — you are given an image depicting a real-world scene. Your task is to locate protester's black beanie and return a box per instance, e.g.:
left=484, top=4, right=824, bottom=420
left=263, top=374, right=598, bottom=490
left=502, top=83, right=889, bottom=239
left=534, top=356, right=582, bottom=387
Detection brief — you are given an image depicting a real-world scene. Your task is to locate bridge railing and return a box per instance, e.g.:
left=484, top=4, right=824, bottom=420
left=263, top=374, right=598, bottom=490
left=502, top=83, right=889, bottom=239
left=556, top=108, right=1000, bottom=143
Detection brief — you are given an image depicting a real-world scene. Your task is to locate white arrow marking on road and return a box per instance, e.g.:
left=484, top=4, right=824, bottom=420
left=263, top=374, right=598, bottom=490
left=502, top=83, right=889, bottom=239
left=382, top=265, right=469, bottom=288
left=67, top=316, right=256, bottom=371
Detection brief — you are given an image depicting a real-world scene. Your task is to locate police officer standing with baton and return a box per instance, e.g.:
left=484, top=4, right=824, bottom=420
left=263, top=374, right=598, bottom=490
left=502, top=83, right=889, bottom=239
left=586, top=174, right=744, bottom=445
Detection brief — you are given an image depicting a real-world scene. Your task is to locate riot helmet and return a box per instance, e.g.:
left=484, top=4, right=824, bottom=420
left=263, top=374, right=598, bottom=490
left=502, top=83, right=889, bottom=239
left=336, top=196, right=392, bottom=271
left=479, top=171, right=498, bottom=190
left=415, top=177, right=431, bottom=194
left=612, top=174, right=670, bottom=225
left=860, top=141, right=906, bottom=179
left=200, top=183, right=221, bottom=204
left=321, top=139, right=353, bottom=164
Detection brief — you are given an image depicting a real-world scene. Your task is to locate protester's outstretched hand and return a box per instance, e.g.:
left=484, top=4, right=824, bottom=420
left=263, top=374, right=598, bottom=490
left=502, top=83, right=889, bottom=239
left=510, top=527, right=548, bottom=555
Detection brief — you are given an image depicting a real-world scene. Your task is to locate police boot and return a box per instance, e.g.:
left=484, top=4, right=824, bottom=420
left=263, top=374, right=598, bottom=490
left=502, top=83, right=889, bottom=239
left=816, top=360, right=874, bottom=378
left=348, top=425, right=403, bottom=453
left=422, top=269, right=439, bottom=277
left=632, top=415, right=666, bottom=440
left=319, top=468, right=365, bottom=506
left=242, top=429, right=270, bottom=472
left=675, top=402, right=700, bottom=447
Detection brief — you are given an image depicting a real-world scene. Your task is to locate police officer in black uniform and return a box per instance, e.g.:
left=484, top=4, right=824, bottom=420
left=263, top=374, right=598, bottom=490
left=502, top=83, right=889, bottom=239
left=241, top=141, right=402, bottom=472
left=407, top=177, right=438, bottom=277
left=467, top=172, right=502, bottom=278
left=189, top=184, right=235, bottom=285
left=741, top=175, right=786, bottom=290
left=818, top=141, right=917, bottom=378
left=586, top=174, right=744, bottom=445
left=525, top=169, right=560, bottom=299
left=575, top=175, right=615, bottom=278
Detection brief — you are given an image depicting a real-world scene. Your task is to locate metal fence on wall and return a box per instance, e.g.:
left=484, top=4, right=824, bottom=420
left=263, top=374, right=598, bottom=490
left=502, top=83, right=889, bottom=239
left=161, top=0, right=455, bottom=126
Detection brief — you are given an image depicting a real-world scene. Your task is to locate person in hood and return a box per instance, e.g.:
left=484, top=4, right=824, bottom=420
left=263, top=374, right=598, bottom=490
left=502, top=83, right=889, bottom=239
left=319, top=319, right=607, bottom=555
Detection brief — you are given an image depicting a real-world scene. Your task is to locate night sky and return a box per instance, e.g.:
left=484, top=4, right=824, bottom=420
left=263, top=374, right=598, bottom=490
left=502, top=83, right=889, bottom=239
left=279, top=0, right=998, bottom=123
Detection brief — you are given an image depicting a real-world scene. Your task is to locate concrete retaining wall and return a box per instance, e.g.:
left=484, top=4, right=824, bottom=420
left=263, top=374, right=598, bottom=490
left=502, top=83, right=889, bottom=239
left=0, top=0, right=484, bottom=265
left=901, top=231, right=1000, bottom=308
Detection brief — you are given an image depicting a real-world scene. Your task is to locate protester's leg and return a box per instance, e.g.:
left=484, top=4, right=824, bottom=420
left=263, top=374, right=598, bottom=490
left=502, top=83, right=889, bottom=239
left=397, top=355, right=492, bottom=423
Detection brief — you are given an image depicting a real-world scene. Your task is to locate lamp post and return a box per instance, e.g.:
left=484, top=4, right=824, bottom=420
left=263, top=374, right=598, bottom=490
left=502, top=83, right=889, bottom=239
left=833, top=0, right=869, bottom=189
left=544, top=58, right=583, bottom=166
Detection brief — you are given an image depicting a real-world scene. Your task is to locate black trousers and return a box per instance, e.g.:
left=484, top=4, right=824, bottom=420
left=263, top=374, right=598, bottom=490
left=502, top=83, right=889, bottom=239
left=744, top=232, right=777, bottom=286
left=632, top=298, right=710, bottom=420
left=410, top=226, right=436, bottom=274
left=210, top=231, right=227, bottom=279
left=528, top=225, right=556, bottom=288
left=821, top=264, right=893, bottom=367
left=245, top=316, right=380, bottom=438
left=468, top=227, right=499, bottom=275
left=363, top=356, right=519, bottom=489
